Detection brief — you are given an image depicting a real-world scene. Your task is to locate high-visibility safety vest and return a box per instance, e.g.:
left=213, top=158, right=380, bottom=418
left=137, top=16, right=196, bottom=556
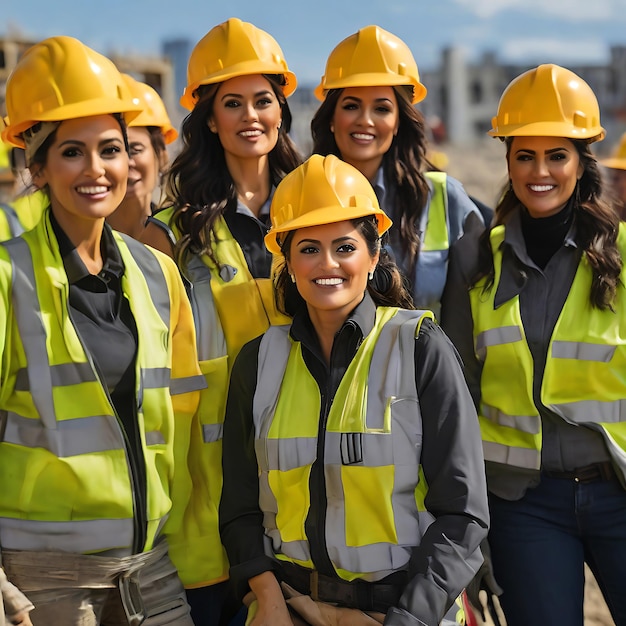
left=0, top=191, right=48, bottom=241
left=469, top=223, right=626, bottom=480
left=253, top=307, right=434, bottom=581
left=0, top=211, right=203, bottom=557
left=154, top=208, right=289, bottom=587
left=421, top=171, right=449, bottom=253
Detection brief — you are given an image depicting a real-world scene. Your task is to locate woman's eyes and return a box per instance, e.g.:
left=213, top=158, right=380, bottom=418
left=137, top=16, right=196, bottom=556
left=61, top=145, right=122, bottom=158
left=224, top=98, right=273, bottom=108
left=299, top=244, right=356, bottom=254
left=129, top=144, right=145, bottom=157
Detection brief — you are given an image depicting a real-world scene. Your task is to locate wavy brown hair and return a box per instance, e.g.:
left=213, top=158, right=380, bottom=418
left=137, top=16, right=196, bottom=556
left=473, top=138, right=622, bottom=310
left=274, top=216, right=414, bottom=316
left=164, top=75, right=302, bottom=269
left=311, top=86, right=434, bottom=280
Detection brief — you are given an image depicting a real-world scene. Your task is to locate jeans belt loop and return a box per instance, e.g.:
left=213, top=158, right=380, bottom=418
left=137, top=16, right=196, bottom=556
left=310, top=569, right=319, bottom=601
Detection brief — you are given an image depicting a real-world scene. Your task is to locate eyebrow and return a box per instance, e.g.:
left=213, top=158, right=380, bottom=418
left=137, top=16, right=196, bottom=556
left=57, top=137, right=124, bottom=148
left=296, top=235, right=358, bottom=245
left=515, top=146, right=570, bottom=155
left=340, top=95, right=394, bottom=105
left=220, top=90, right=273, bottom=101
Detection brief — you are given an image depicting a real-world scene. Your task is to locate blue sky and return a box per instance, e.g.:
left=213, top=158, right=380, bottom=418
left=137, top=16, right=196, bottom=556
left=4, top=0, right=625, bottom=87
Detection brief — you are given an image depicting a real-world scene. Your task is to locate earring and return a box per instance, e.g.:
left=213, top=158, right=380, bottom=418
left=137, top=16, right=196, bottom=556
left=330, top=124, right=335, bottom=133
left=368, top=270, right=374, bottom=281
left=290, top=274, right=296, bottom=283
left=278, top=120, right=282, bottom=130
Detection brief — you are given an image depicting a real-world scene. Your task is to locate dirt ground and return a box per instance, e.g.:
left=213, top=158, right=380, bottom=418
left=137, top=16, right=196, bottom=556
left=441, top=139, right=615, bottom=626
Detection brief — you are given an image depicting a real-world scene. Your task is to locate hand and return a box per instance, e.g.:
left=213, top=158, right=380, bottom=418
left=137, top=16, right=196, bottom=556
left=247, top=571, right=293, bottom=626
left=10, top=610, right=34, bottom=626
left=465, top=540, right=503, bottom=623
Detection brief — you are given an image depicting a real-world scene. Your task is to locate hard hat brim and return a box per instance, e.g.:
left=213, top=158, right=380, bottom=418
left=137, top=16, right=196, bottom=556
left=488, top=120, right=605, bottom=143
left=180, top=66, right=297, bottom=110
left=600, top=157, right=626, bottom=171
left=265, top=206, right=392, bottom=255
left=3, top=99, right=143, bottom=148
left=314, top=74, right=427, bottom=104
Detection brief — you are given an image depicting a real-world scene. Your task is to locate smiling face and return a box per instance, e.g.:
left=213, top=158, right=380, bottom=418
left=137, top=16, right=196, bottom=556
left=287, top=220, right=379, bottom=326
left=125, top=126, right=160, bottom=206
left=208, top=74, right=282, bottom=165
left=331, top=86, right=399, bottom=181
left=508, top=136, right=583, bottom=218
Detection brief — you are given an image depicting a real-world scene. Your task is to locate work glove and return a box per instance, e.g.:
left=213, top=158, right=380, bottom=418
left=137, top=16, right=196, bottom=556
left=464, top=540, right=504, bottom=626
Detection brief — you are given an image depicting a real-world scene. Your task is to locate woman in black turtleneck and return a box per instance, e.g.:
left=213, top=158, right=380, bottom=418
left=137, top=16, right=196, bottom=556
left=441, top=65, right=626, bottom=626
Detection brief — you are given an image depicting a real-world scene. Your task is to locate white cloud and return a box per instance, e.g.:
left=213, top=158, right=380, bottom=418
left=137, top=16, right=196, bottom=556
left=453, top=0, right=616, bottom=21
left=500, top=38, right=608, bottom=63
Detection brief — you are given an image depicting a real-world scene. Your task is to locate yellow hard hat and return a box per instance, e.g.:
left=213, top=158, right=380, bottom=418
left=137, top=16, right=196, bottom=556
left=265, top=154, right=392, bottom=254
left=1, top=36, right=141, bottom=148
left=488, top=63, right=605, bottom=142
left=314, top=25, right=427, bottom=104
left=600, top=132, right=626, bottom=171
left=122, top=74, right=178, bottom=144
left=180, top=17, right=297, bottom=110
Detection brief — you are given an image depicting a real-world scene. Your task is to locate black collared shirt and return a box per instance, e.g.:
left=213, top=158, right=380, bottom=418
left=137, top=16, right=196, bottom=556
left=50, top=212, right=147, bottom=552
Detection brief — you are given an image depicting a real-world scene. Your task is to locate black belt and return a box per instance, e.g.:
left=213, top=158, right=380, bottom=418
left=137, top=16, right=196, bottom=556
left=279, top=561, right=403, bottom=613
left=543, top=461, right=617, bottom=484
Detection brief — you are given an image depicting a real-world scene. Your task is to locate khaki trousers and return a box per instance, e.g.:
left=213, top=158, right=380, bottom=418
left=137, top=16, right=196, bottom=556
left=2, top=542, right=192, bottom=626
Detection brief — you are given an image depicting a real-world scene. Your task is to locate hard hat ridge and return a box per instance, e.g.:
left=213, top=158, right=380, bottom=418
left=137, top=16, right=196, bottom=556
left=265, top=154, right=392, bottom=254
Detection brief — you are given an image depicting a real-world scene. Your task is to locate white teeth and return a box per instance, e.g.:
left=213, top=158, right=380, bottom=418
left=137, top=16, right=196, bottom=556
left=240, top=130, right=262, bottom=137
left=315, top=278, right=343, bottom=286
left=529, top=184, right=554, bottom=192
left=352, top=133, right=374, bottom=140
left=77, top=186, right=108, bottom=194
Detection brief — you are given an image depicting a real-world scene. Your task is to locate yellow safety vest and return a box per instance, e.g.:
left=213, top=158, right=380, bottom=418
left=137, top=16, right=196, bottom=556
left=469, top=223, right=626, bottom=480
left=253, top=307, right=434, bottom=581
left=422, top=171, right=449, bottom=253
left=154, top=208, right=289, bottom=587
left=0, top=211, right=203, bottom=556
left=0, top=191, right=48, bottom=241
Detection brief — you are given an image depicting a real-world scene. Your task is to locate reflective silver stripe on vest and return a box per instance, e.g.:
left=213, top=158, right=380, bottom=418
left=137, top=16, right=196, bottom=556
left=475, top=326, right=522, bottom=359
left=481, top=403, right=541, bottom=435
left=202, top=423, right=223, bottom=444
left=14, top=361, right=97, bottom=390
left=482, top=440, right=541, bottom=470
left=170, top=373, right=206, bottom=395
left=121, top=234, right=170, bottom=328
left=145, top=430, right=165, bottom=446
left=5, top=238, right=72, bottom=430
left=551, top=341, right=616, bottom=363
left=255, top=311, right=430, bottom=577
left=2, top=412, right=127, bottom=456
left=0, top=204, right=25, bottom=238
left=548, top=399, right=626, bottom=425
left=184, top=254, right=227, bottom=361
left=0, top=517, right=134, bottom=554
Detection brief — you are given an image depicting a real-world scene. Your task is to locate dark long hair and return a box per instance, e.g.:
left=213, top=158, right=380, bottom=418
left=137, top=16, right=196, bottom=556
left=165, top=75, right=302, bottom=269
left=311, top=86, right=432, bottom=278
left=474, top=138, right=622, bottom=310
left=274, top=216, right=414, bottom=316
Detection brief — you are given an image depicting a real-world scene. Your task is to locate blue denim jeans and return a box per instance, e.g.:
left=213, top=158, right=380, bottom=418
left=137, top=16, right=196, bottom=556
left=185, top=581, right=246, bottom=626
left=488, top=474, right=626, bottom=626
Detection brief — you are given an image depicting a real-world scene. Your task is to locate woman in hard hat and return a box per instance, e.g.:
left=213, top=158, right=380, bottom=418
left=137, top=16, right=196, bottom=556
left=140, top=16, right=301, bottom=626
left=0, top=35, right=205, bottom=625
left=220, top=153, right=489, bottom=626
left=106, top=74, right=177, bottom=239
left=600, top=131, right=626, bottom=220
left=311, top=25, right=483, bottom=317
left=441, top=64, right=626, bottom=625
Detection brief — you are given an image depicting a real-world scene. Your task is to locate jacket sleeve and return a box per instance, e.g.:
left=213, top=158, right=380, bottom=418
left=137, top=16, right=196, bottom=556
left=157, top=253, right=204, bottom=537
left=220, top=337, right=280, bottom=600
left=440, top=212, right=485, bottom=408
left=387, top=319, right=489, bottom=626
